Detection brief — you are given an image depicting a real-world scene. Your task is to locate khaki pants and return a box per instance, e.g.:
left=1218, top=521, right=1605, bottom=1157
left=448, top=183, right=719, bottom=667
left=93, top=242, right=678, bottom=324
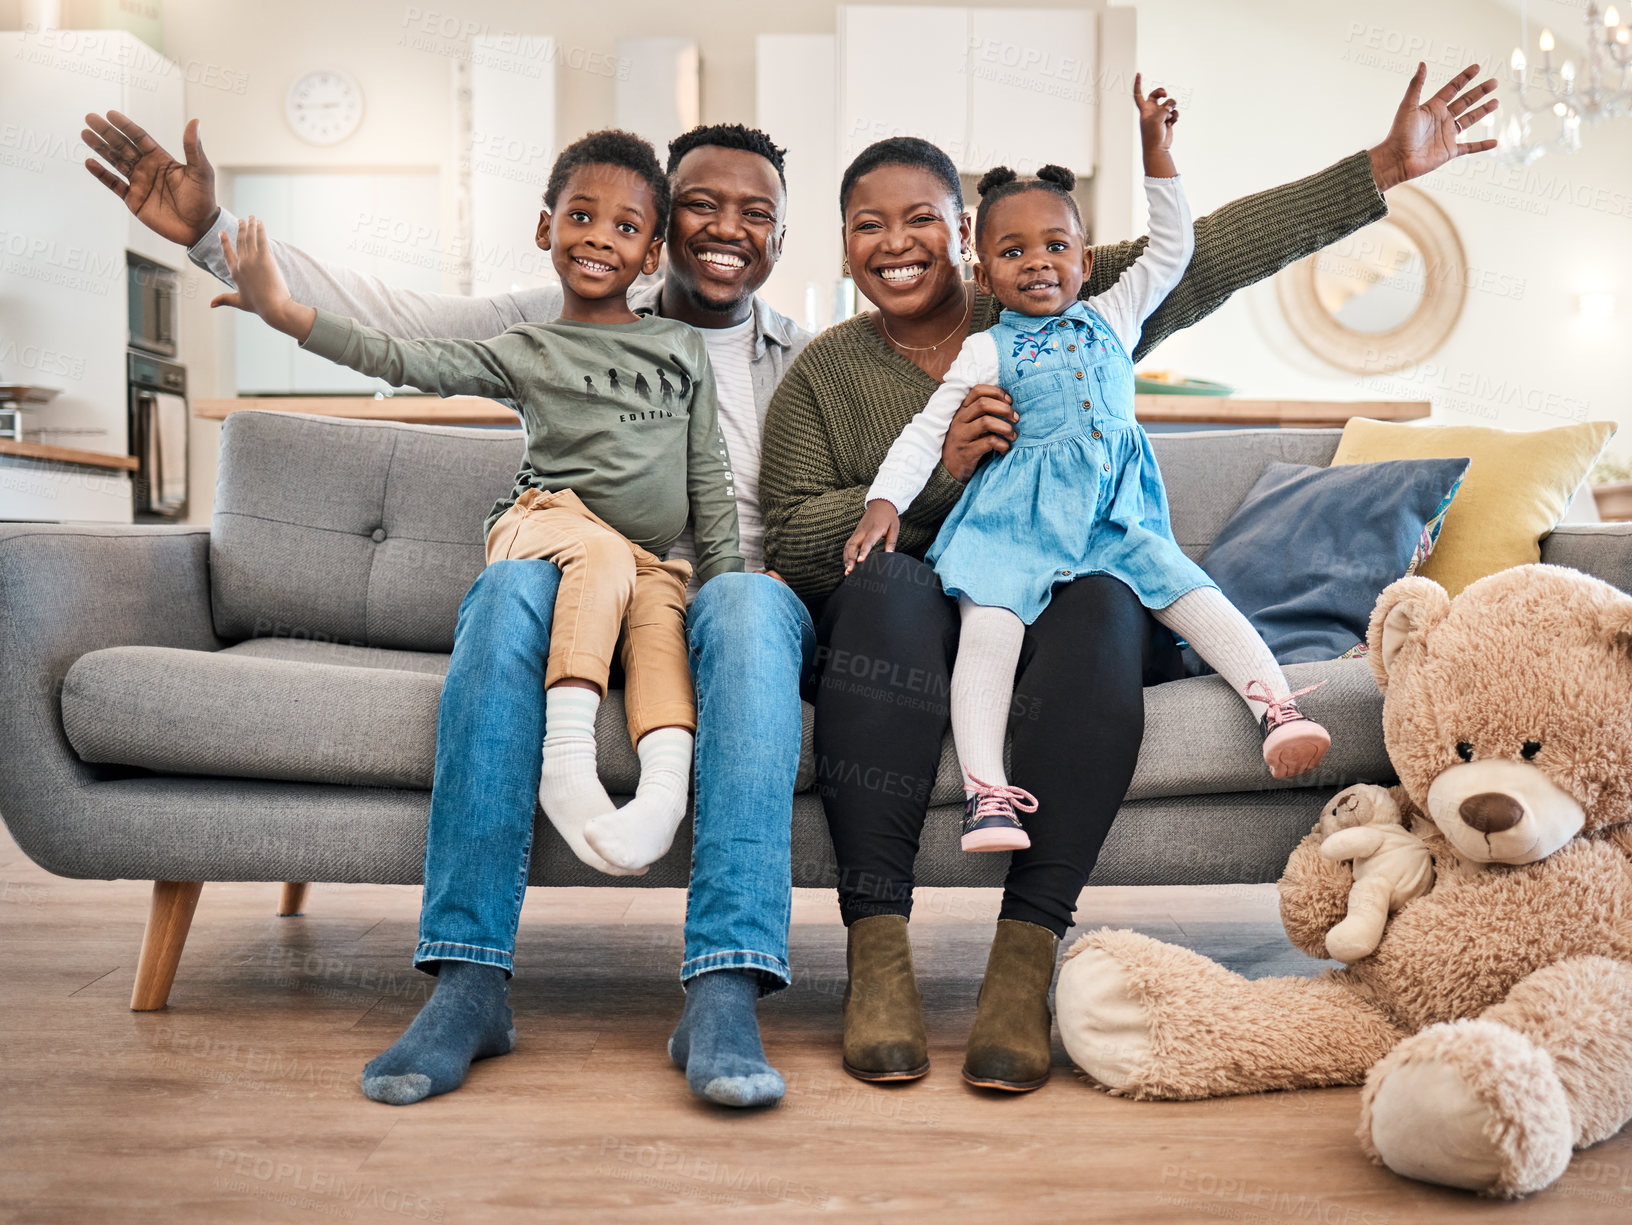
left=485, top=488, right=694, bottom=741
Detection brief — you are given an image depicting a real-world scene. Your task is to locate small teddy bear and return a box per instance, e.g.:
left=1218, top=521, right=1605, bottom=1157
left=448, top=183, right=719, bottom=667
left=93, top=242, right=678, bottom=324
left=1315, top=785, right=1433, bottom=962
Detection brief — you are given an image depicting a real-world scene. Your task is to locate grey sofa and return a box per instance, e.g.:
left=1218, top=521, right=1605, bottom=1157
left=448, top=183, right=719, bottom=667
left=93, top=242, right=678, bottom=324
left=5, top=410, right=1629, bottom=1009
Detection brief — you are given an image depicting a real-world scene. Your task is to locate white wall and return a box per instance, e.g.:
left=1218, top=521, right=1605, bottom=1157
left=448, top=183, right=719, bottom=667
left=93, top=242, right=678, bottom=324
left=9, top=0, right=1630, bottom=521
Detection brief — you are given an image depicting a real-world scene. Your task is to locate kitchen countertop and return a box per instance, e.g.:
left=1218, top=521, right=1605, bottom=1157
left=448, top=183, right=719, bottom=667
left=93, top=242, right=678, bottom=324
left=0, top=439, right=139, bottom=471
left=195, top=396, right=1432, bottom=429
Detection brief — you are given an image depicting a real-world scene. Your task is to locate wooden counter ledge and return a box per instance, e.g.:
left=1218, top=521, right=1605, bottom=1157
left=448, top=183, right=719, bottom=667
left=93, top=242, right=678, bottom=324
left=194, top=396, right=517, bottom=426
left=0, top=439, right=140, bottom=471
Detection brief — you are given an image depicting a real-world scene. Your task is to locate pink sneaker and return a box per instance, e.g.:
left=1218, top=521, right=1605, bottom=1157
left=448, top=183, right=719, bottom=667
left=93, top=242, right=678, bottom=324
left=961, top=774, right=1037, bottom=852
left=1246, top=680, right=1332, bottom=780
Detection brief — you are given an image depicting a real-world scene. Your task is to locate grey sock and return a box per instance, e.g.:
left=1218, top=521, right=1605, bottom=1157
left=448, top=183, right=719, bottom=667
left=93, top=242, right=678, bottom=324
left=361, top=960, right=514, bottom=1105
left=667, top=968, right=784, bottom=1108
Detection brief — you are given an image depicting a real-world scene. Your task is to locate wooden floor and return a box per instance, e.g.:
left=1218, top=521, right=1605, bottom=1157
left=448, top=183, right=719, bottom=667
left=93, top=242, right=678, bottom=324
left=4, top=825, right=1631, bottom=1224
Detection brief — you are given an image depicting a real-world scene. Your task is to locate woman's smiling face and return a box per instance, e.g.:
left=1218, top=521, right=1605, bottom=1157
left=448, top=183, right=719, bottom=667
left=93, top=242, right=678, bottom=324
left=842, top=164, right=970, bottom=320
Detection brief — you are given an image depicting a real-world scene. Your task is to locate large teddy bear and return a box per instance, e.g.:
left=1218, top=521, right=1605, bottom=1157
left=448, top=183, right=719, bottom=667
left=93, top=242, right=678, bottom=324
left=1057, top=564, right=1632, bottom=1198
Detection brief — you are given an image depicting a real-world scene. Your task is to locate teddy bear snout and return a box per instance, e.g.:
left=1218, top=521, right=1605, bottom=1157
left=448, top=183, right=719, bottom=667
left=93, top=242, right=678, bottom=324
left=1459, top=793, right=1525, bottom=834
left=1426, top=759, right=1586, bottom=865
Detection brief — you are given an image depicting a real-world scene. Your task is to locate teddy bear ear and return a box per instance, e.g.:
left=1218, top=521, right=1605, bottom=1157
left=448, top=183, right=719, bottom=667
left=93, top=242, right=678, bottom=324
left=1367, top=576, right=1451, bottom=693
left=1598, top=591, right=1632, bottom=660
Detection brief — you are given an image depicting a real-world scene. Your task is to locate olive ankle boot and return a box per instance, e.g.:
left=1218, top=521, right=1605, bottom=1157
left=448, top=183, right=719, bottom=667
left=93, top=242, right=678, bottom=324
left=842, top=914, right=930, bottom=1082
left=962, top=918, right=1059, bottom=1091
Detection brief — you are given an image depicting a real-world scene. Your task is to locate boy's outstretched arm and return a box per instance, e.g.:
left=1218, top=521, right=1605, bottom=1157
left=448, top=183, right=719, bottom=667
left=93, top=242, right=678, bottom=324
left=216, top=216, right=317, bottom=341
left=83, top=111, right=559, bottom=340
left=216, top=216, right=522, bottom=405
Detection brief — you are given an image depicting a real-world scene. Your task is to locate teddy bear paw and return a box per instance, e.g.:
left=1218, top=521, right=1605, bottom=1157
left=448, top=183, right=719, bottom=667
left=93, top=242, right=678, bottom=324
left=1055, top=944, right=1155, bottom=1093
left=1324, top=912, right=1386, bottom=964
left=1360, top=1019, right=1573, bottom=1197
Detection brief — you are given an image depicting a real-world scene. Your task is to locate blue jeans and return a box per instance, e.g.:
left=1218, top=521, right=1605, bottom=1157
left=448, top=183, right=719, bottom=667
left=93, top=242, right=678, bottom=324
left=415, top=561, right=814, bottom=991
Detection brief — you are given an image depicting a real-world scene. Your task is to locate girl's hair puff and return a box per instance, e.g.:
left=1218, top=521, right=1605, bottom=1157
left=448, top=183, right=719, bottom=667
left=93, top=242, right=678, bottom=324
left=974, top=163, right=1082, bottom=243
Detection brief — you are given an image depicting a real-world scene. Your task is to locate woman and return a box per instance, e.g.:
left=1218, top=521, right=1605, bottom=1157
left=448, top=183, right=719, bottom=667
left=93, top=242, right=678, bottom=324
left=761, top=135, right=1394, bottom=1092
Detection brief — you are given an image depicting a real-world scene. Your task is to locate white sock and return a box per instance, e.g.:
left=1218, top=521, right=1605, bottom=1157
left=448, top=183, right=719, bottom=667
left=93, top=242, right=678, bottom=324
left=1155, top=588, right=1287, bottom=723
left=951, top=599, right=1025, bottom=793
left=585, top=727, right=694, bottom=871
left=538, top=687, right=644, bottom=877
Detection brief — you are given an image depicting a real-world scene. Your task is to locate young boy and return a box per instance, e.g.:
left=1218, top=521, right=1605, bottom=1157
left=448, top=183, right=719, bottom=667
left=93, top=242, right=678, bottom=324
left=216, top=129, right=743, bottom=877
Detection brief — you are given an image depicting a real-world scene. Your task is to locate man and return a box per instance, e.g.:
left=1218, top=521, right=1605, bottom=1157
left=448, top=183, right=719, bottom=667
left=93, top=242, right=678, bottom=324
left=82, top=60, right=1497, bottom=1109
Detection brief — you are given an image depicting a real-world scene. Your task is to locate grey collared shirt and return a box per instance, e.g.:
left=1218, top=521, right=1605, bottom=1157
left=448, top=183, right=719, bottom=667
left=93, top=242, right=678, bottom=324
left=188, top=207, right=811, bottom=438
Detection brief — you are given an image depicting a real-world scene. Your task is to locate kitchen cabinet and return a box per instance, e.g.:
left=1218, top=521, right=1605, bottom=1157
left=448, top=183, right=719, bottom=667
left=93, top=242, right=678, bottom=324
left=838, top=7, right=969, bottom=167
left=0, top=455, right=139, bottom=521
left=966, top=7, right=1096, bottom=178
left=615, top=38, right=700, bottom=158
left=0, top=29, right=181, bottom=522
left=756, top=33, right=840, bottom=328
left=838, top=5, right=1098, bottom=175
left=467, top=34, right=558, bottom=299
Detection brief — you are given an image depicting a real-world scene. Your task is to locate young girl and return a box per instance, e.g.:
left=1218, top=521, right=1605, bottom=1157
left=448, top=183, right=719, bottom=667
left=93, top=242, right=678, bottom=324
left=216, top=130, right=743, bottom=876
left=845, top=79, right=1331, bottom=853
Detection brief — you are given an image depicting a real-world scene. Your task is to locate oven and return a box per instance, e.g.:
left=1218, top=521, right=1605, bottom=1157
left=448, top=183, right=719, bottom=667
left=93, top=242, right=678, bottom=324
left=128, top=350, right=188, bottom=520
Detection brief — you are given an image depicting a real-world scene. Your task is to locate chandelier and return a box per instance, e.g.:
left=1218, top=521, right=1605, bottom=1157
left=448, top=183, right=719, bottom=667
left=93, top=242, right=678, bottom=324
left=1498, top=1, right=1632, bottom=165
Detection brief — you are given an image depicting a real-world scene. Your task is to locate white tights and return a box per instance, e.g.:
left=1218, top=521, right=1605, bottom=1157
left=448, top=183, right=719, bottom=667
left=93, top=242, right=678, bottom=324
left=949, top=587, right=1291, bottom=792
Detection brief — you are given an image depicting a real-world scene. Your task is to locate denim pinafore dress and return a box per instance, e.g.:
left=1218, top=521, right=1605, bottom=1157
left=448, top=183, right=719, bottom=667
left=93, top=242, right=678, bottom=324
left=926, top=299, right=1216, bottom=624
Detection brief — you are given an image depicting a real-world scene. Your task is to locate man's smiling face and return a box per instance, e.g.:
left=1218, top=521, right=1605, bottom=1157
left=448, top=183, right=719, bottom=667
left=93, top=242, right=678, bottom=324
left=664, top=144, right=785, bottom=323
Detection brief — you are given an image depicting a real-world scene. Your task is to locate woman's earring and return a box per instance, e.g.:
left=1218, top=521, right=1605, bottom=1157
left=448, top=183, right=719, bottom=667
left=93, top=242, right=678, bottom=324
left=842, top=255, right=851, bottom=278
left=961, top=247, right=974, bottom=264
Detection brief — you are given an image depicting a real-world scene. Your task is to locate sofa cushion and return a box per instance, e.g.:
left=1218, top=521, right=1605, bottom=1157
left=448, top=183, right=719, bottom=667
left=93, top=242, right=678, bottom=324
left=920, top=657, right=1389, bottom=806
left=62, top=638, right=817, bottom=795
left=65, top=645, right=1384, bottom=804
left=208, top=415, right=1345, bottom=658
left=1151, top=428, right=1343, bottom=560
left=64, top=640, right=451, bottom=790
left=64, top=644, right=1383, bottom=802
left=210, top=412, right=525, bottom=652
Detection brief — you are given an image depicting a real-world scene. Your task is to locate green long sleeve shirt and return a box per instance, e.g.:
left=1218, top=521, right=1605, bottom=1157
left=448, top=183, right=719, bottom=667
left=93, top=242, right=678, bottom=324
left=302, top=310, right=745, bottom=585
left=760, top=150, right=1390, bottom=603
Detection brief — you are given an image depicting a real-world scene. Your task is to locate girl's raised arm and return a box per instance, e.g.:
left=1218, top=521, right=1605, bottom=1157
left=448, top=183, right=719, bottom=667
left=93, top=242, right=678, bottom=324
left=1083, top=176, right=1195, bottom=356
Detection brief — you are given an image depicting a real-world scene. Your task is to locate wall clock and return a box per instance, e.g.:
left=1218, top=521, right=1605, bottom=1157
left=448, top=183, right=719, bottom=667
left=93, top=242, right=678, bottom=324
left=285, top=70, right=364, bottom=145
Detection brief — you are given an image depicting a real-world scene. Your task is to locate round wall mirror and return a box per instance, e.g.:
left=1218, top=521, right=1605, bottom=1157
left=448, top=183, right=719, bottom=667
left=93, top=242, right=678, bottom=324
left=1275, top=185, right=1466, bottom=375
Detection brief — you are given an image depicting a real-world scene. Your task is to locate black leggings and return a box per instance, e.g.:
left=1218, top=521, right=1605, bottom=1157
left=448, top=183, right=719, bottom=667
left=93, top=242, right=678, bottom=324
left=811, top=550, right=1184, bottom=937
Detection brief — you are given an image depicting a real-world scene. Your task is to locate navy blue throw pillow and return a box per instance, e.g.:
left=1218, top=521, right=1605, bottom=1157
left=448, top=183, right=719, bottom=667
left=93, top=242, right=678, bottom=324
left=1185, top=457, right=1470, bottom=670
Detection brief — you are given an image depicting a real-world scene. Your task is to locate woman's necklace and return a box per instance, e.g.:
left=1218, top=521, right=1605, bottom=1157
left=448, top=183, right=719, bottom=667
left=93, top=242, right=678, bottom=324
left=878, top=283, right=971, bottom=354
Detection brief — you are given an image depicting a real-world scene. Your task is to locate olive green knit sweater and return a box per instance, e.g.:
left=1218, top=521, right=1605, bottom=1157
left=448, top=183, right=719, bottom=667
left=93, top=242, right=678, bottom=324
left=760, top=150, right=1387, bottom=604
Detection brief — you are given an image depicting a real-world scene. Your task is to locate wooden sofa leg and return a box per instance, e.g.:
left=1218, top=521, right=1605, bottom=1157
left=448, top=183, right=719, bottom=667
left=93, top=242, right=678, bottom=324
left=130, top=881, right=204, bottom=1011
left=277, top=882, right=310, bottom=916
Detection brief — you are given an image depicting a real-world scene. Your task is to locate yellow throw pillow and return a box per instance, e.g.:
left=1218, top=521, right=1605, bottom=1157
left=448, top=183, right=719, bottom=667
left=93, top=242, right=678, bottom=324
left=1330, top=417, right=1615, bottom=597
